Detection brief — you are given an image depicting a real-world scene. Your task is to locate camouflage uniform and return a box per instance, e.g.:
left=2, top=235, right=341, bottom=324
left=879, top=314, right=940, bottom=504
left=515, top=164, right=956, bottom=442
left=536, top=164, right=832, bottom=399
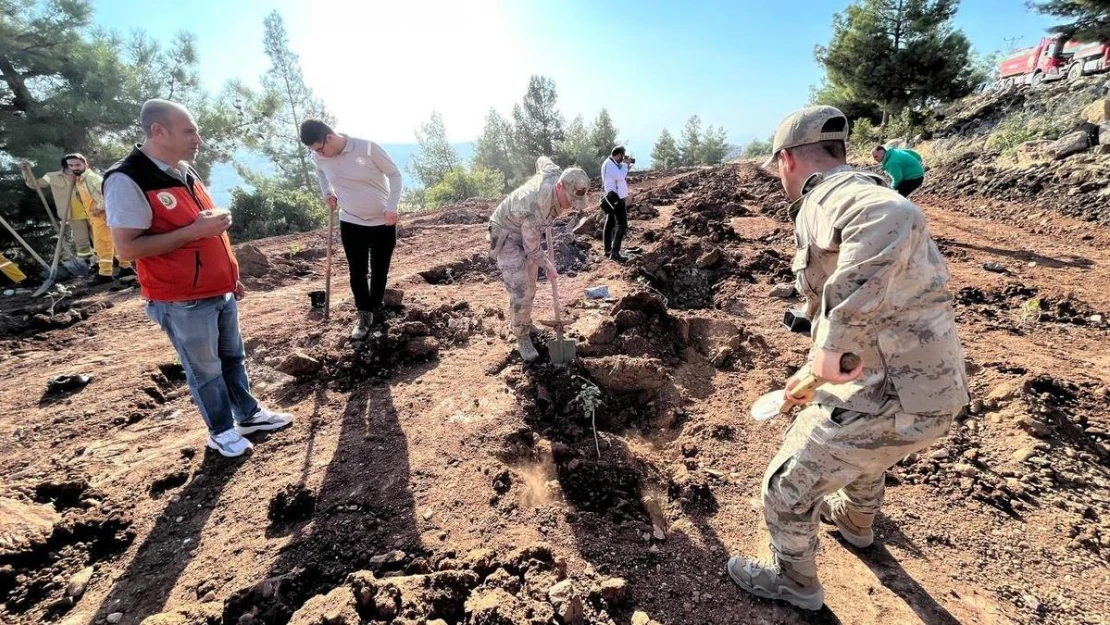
left=488, top=157, right=588, bottom=355
left=763, top=165, right=969, bottom=567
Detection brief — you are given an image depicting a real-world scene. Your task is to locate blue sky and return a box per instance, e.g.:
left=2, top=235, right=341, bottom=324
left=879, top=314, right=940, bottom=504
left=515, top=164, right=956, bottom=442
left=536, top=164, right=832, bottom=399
left=93, top=0, right=1058, bottom=154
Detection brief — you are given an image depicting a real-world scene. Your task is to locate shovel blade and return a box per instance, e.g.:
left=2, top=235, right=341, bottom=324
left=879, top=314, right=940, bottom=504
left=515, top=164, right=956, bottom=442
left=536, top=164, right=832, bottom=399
left=546, top=338, right=577, bottom=365
left=751, top=389, right=787, bottom=421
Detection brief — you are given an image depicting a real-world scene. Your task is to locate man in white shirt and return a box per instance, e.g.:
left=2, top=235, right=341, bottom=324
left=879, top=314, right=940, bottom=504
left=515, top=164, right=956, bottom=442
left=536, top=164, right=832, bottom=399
left=600, top=146, right=632, bottom=262
left=300, top=119, right=403, bottom=341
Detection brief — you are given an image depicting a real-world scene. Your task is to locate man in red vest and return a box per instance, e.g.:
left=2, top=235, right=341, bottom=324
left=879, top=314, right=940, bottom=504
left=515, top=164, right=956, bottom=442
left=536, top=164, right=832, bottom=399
left=104, top=99, right=293, bottom=458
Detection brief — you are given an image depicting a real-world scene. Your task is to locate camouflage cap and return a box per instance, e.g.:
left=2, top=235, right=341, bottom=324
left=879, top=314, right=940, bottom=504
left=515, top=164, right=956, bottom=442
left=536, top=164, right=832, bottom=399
left=763, top=105, right=849, bottom=168
left=558, top=167, right=590, bottom=213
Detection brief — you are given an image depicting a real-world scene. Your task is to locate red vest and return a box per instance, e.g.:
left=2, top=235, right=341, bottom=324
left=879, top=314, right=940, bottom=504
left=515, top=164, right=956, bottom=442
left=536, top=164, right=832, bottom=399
left=104, top=148, right=239, bottom=302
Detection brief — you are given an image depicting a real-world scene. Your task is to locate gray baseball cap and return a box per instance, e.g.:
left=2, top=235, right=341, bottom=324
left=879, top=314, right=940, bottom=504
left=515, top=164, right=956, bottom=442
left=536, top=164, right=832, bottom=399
left=558, top=167, right=590, bottom=212
left=762, top=105, right=850, bottom=168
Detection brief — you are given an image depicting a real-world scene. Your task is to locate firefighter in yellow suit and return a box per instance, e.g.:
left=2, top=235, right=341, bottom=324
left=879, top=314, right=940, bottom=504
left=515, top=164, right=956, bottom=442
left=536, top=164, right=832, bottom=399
left=22, top=154, right=134, bottom=283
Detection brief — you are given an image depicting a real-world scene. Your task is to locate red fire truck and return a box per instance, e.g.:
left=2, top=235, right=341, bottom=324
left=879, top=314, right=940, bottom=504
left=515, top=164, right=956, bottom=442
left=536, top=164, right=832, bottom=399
left=996, top=36, right=1110, bottom=88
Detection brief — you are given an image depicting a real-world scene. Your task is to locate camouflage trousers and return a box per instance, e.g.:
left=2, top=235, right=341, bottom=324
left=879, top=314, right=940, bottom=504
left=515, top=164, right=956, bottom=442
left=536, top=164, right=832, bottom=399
left=761, top=397, right=954, bottom=564
left=495, top=233, right=540, bottom=338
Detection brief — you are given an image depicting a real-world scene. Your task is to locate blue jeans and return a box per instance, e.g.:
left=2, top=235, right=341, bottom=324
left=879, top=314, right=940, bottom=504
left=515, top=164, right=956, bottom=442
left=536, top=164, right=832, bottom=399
left=146, top=294, right=259, bottom=434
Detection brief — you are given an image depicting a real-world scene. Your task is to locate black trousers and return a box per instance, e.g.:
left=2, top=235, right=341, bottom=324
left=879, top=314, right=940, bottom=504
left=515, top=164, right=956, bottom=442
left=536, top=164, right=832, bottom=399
left=339, top=221, right=396, bottom=312
left=603, top=196, right=628, bottom=256
left=895, top=176, right=924, bottom=198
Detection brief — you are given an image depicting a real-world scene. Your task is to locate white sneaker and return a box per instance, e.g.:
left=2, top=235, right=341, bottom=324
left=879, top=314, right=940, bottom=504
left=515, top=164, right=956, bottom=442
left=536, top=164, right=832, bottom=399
left=207, top=429, right=254, bottom=457
left=235, top=407, right=294, bottom=435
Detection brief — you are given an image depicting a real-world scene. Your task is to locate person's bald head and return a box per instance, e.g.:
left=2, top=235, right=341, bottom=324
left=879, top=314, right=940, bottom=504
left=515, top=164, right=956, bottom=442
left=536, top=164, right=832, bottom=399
left=139, top=99, right=201, bottom=163
left=141, top=99, right=191, bottom=137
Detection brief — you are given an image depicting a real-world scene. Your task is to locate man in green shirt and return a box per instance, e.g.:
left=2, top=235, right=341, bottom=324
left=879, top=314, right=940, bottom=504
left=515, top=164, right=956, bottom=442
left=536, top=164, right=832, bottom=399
left=872, top=146, right=925, bottom=198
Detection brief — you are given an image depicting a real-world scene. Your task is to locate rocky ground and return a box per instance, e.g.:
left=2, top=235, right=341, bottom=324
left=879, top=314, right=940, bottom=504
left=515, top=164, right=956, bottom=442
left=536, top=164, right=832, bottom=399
left=1, top=163, right=1108, bottom=625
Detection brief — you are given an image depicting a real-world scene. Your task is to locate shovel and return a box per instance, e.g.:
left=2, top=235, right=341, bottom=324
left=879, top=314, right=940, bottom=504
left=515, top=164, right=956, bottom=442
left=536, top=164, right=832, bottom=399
left=751, top=353, right=862, bottom=421
left=541, top=226, right=576, bottom=365
left=322, top=203, right=336, bottom=320
left=0, top=210, right=51, bottom=271
left=34, top=177, right=85, bottom=296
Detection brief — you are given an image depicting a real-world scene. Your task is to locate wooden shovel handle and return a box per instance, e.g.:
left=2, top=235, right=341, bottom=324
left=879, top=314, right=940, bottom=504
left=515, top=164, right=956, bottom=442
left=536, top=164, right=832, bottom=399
left=779, top=352, right=862, bottom=412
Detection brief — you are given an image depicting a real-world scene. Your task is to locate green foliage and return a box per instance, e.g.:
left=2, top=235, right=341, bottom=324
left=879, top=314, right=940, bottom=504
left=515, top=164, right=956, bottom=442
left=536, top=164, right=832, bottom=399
left=1034, top=0, right=1110, bottom=42
left=554, top=108, right=622, bottom=178
left=556, top=115, right=597, bottom=175
left=742, top=137, right=773, bottom=158
left=400, top=187, right=427, bottom=211
left=228, top=180, right=326, bottom=242
left=699, top=125, right=730, bottom=165
left=651, top=119, right=733, bottom=168
left=651, top=128, right=681, bottom=169
left=510, top=76, right=565, bottom=185
left=809, top=79, right=883, bottom=124
left=242, top=10, right=331, bottom=192
left=472, top=108, right=514, bottom=191
left=411, top=111, right=460, bottom=188
left=1017, top=298, right=1042, bottom=327
left=423, top=166, right=505, bottom=209
left=0, top=0, right=252, bottom=267
left=815, top=0, right=983, bottom=122
left=679, top=115, right=703, bottom=166
left=589, top=109, right=619, bottom=163
left=985, top=116, right=1046, bottom=154
left=573, top=376, right=604, bottom=458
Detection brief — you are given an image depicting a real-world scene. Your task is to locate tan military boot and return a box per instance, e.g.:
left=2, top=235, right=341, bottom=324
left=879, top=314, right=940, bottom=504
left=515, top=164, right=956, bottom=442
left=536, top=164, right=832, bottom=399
left=517, top=336, right=539, bottom=362
left=727, top=554, right=824, bottom=611
left=819, top=493, right=875, bottom=548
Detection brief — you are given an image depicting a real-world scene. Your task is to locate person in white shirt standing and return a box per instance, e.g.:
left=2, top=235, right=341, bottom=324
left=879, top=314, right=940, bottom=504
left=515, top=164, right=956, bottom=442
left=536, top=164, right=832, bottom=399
left=600, top=146, right=632, bottom=262
left=300, top=119, right=403, bottom=341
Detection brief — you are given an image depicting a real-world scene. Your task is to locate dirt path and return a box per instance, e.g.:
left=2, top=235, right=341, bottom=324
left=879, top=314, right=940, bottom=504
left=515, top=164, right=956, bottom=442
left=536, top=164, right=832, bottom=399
left=1, top=165, right=1107, bottom=625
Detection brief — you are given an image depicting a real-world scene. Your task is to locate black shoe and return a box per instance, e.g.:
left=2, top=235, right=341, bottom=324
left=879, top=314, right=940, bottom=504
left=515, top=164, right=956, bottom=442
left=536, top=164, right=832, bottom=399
left=609, top=253, right=627, bottom=264
left=91, top=274, right=114, bottom=285
left=117, top=267, right=136, bottom=279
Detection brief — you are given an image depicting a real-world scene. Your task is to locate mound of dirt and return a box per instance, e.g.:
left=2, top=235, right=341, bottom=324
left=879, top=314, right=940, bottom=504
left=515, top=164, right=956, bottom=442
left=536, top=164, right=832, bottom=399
left=268, top=484, right=318, bottom=526
left=291, top=301, right=487, bottom=389
left=893, top=372, right=1110, bottom=557
left=413, top=199, right=497, bottom=226
left=630, top=233, right=736, bottom=309
left=0, top=299, right=113, bottom=339
left=928, top=152, right=1110, bottom=225
left=0, top=479, right=133, bottom=618
left=955, top=284, right=1104, bottom=332
left=224, top=542, right=633, bottom=625
left=579, top=291, right=689, bottom=364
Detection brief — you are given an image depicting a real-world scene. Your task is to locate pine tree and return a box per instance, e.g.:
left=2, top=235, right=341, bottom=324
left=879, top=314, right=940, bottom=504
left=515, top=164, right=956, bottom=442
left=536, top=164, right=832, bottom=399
left=815, top=0, right=980, bottom=124
left=698, top=125, right=730, bottom=165
left=678, top=115, right=703, bottom=166
left=555, top=115, right=601, bottom=177
left=742, top=137, right=773, bottom=158
left=1034, top=0, right=1110, bottom=42
left=589, top=108, right=619, bottom=163
left=472, top=108, right=514, bottom=190
left=255, top=10, right=330, bottom=190
left=651, top=129, right=681, bottom=169
left=510, top=76, right=565, bottom=183
left=0, top=0, right=248, bottom=262
left=410, top=112, right=460, bottom=189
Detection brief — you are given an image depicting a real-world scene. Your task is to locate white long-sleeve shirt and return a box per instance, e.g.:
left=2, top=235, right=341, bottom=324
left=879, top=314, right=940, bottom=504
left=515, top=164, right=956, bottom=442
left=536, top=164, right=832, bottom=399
left=313, top=135, right=402, bottom=227
left=601, top=157, right=629, bottom=199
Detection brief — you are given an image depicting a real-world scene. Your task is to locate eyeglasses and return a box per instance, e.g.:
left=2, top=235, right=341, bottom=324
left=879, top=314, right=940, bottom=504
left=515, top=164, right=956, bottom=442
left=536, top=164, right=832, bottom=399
left=310, top=138, right=327, bottom=154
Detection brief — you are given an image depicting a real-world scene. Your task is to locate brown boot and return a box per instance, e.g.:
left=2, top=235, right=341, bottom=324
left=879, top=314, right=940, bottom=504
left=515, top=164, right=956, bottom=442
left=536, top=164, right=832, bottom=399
left=819, top=493, right=875, bottom=548
left=727, top=554, right=824, bottom=611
